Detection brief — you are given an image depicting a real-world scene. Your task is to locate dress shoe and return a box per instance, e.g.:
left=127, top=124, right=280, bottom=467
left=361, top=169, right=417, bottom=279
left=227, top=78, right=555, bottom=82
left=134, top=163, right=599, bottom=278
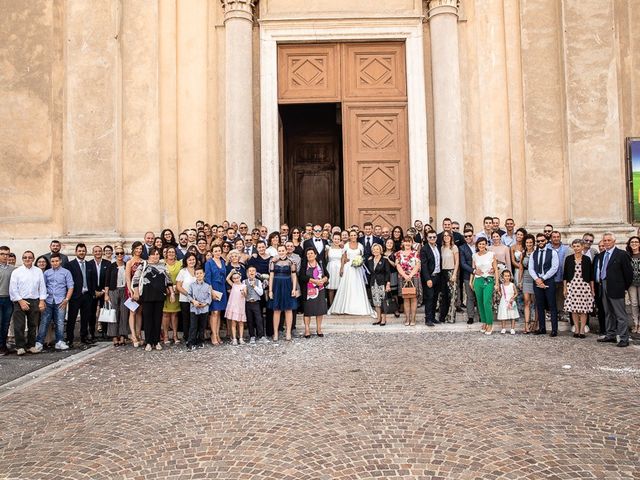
left=597, top=337, right=616, bottom=343
left=616, top=341, right=629, bottom=347
left=426, top=321, right=435, bottom=327
left=467, top=318, right=474, bottom=325
left=533, top=330, right=545, bottom=335
left=550, top=332, right=557, bottom=337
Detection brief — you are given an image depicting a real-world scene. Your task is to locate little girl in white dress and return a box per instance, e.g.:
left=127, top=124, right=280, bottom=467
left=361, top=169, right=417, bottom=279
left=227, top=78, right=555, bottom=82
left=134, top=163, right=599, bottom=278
left=497, top=270, right=519, bottom=334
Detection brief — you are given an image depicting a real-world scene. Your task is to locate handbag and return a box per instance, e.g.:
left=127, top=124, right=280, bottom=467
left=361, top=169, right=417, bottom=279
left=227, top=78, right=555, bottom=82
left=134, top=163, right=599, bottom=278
left=401, top=279, right=417, bottom=299
left=98, top=303, right=117, bottom=323
left=382, top=292, right=398, bottom=314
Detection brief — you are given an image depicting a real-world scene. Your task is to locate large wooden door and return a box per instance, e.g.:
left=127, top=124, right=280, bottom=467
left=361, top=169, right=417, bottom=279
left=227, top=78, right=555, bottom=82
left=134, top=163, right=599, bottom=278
left=281, top=104, right=343, bottom=228
left=343, top=103, right=409, bottom=229
left=277, top=42, right=409, bottom=229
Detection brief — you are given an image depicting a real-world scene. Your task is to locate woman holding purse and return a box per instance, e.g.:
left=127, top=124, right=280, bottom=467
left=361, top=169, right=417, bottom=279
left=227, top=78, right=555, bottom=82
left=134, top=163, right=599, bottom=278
left=367, top=243, right=392, bottom=326
left=396, top=236, right=422, bottom=326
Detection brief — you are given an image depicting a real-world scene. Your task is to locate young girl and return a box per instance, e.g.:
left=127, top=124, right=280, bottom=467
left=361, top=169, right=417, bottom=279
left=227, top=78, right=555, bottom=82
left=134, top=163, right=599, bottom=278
left=225, top=271, right=247, bottom=345
left=497, top=270, right=519, bottom=335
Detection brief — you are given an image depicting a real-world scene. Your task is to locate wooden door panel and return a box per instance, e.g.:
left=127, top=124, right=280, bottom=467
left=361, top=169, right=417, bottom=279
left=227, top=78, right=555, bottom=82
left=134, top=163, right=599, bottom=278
left=278, top=44, right=340, bottom=103
left=294, top=171, right=335, bottom=227
left=342, top=42, right=407, bottom=101
left=343, top=103, right=409, bottom=229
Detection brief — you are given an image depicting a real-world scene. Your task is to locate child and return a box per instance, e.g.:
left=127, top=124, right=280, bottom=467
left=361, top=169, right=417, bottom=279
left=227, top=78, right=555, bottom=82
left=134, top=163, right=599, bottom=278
left=497, top=270, right=520, bottom=335
left=225, top=271, right=247, bottom=345
left=244, top=266, right=267, bottom=345
left=187, top=267, right=212, bottom=350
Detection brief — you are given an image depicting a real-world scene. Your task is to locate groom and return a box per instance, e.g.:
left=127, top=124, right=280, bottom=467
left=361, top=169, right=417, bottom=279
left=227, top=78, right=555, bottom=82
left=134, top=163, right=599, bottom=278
left=359, top=222, right=383, bottom=260
left=303, top=224, right=328, bottom=263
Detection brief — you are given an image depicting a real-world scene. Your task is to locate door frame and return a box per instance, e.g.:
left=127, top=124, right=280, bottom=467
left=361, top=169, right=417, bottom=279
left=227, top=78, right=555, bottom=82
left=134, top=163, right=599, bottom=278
left=259, top=18, right=430, bottom=229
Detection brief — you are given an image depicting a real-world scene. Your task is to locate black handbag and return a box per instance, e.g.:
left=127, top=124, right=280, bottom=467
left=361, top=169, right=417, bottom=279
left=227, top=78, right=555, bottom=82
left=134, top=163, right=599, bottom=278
left=382, top=292, right=399, bottom=314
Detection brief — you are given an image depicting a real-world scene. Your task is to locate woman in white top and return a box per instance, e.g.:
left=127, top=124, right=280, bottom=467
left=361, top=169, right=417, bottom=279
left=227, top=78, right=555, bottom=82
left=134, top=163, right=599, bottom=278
left=326, top=232, right=344, bottom=306
left=328, top=230, right=375, bottom=316
left=471, top=237, right=498, bottom=334
left=440, top=231, right=459, bottom=323
left=175, top=252, right=197, bottom=341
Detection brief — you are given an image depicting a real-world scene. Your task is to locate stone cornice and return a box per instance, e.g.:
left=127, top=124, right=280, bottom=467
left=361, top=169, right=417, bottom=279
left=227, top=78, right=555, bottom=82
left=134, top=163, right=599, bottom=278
left=426, top=0, right=459, bottom=19
left=220, top=0, right=256, bottom=22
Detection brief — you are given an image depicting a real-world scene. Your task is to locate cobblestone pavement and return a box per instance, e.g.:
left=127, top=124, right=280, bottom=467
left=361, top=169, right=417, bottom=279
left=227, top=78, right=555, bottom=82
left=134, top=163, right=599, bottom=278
left=0, top=332, right=638, bottom=479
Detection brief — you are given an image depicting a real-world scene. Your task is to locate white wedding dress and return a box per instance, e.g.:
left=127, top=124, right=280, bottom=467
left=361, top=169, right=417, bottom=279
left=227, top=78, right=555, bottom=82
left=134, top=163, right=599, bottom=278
left=328, top=244, right=376, bottom=317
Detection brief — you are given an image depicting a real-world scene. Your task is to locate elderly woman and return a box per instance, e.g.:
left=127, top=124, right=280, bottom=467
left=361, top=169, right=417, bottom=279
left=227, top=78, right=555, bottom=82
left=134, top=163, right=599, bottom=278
left=132, top=248, right=176, bottom=351
left=563, top=239, right=594, bottom=338
left=299, top=247, right=329, bottom=337
left=367, top=243, right=391, bottom=326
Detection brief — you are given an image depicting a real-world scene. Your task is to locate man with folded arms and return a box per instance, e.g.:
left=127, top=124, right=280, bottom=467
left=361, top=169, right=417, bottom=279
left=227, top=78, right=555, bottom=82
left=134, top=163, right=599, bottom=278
left=9, top=251, right=46, bottom=355
left=33, top=253, right=74, bottom=352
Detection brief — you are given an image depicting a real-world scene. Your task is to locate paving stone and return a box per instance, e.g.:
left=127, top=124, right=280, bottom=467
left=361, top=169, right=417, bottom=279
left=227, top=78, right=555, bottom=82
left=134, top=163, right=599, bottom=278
left=0, top=332, right=638, bottom=479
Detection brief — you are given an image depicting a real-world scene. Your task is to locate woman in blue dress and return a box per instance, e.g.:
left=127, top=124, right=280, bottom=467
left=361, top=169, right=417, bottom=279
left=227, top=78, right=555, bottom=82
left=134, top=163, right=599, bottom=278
left=205, top=244, right=227, bottom=345
left=268, top=245, right=298, bottom=342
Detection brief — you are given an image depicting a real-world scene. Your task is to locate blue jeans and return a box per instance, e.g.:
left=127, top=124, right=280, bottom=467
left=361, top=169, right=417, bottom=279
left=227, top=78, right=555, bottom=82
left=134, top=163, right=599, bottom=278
left=0, top=297, right=13, bottom=350
left=37, top=302, right=65, bottom=345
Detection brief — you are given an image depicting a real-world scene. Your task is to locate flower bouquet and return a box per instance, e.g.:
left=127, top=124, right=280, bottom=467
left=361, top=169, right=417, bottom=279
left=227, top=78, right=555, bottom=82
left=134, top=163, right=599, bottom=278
left=351, top=255, right=364, bottom=268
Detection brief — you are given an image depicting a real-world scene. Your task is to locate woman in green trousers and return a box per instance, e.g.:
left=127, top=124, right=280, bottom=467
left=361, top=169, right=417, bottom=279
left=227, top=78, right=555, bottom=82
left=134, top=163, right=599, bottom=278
left=471, top=238, right=498, bottom=334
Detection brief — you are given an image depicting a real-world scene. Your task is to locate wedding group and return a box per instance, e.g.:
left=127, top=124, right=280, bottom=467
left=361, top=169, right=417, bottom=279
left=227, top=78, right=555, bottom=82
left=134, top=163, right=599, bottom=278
left=1, top=214, right=637, bottom=355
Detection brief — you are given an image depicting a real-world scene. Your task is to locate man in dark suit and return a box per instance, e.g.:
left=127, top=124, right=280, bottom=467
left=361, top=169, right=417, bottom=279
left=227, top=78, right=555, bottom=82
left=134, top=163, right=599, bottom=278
left=592, top=239, right=607, bottom=335
left=359, top=222, right=383, bottom=259
left=436, top=218, right=464, bottom=248
left=302, top=224, right=328, bottom=262
left=528, top=233, right=559, bottom=336
left=420, top=231, right=441, bottom=326
left=459, top=229, right=477, bottom=324
left=140, top=231, right=155, bottom=260
left=65, top=243, right=97, bottom=346
left=91, top=245, right=111, bottom=339
left=596, top=233, right=633, bottom=347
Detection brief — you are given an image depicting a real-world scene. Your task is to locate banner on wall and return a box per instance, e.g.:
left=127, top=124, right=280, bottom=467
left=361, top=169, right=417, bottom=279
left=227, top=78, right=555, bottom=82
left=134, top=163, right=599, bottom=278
left=629, top=138, right=640, bottom=223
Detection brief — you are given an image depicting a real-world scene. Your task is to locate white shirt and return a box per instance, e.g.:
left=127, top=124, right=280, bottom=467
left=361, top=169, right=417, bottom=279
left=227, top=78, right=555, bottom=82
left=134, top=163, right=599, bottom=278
left=176, top=268, right=196, bottom=303
left=9, top=265, right=47, bottom=301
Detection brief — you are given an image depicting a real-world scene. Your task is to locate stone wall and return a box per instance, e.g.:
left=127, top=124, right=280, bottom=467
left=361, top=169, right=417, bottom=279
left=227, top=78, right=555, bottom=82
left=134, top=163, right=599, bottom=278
left=0, top=0, right=637, bottom=257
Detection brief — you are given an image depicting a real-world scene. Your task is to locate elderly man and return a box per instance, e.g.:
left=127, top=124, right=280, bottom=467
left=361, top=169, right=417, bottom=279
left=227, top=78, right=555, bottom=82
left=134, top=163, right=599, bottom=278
left=9, top=251, right=47, bottom=355
left=596, top=232, right=633, bottom=347
left=33, top=253, right=73, bottom=352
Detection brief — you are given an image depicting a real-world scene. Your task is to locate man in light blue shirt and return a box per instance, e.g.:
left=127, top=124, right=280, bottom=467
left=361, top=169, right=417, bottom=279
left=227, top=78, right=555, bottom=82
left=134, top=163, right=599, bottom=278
left=34, top=253, right=74, bottom=352
left=550, top=231, right=570, bottom=319
left=500, top=218, right=516, bottom=247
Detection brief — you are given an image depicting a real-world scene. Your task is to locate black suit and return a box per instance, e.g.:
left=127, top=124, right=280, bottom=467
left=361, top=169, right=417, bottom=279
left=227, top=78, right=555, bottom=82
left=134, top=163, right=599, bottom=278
left=420, top=244, right=441, bottom=324
left=592, top=252, right=606, bottom=334
left=66, top=258, right=98, bottom=343
left=597, top=247, right=633, bottom=342
left=92, top=259, right=111, bottom=337
left=302, top=238, right=328, bottom=262
left=140, top=244, right=153, bottom=260
left=359, top=235, right=384, bottom=260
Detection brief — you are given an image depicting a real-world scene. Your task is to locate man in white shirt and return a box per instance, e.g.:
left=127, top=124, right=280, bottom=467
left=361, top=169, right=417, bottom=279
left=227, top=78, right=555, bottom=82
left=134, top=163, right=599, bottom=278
left=501, top=218, right=517, bottom=247
left=475, top=216, right=495, bottom=246
left=9, top=251, right=46, bottom=355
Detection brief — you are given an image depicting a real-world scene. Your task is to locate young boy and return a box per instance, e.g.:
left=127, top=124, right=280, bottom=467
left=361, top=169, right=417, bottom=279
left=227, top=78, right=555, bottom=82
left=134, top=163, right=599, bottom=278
left=244, top=266, right=267, bottom=345
left=187, top=267, right=212, bottom=350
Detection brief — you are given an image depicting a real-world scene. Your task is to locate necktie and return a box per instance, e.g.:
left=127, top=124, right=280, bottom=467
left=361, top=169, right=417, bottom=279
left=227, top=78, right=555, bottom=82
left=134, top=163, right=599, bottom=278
left=535, top=250, right=543, bottom=275
left=601, top=251, right=610, bottom=281
left=80, top=261, right=87, bottom=291
left=366, top=237, right=371, bottom=249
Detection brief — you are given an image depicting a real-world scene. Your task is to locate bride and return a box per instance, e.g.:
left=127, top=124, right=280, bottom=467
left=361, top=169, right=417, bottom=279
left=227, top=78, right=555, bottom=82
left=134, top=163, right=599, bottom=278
left=328, top=230, right=376, bottom=316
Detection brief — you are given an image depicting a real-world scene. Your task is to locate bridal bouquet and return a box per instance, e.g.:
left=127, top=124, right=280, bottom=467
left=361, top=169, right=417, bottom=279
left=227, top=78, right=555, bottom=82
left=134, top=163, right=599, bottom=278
left=351, top=255, right=364, bottom=268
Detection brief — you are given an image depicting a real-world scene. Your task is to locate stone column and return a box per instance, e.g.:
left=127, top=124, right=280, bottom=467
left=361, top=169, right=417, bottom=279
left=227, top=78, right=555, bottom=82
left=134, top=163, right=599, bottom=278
left=427, top=0, right=465, bottom=224
left=221, top=0, right=255, bottom=225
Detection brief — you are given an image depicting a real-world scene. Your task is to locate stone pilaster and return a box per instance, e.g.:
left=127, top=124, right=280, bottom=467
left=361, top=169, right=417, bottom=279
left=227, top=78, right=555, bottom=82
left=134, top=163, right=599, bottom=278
left=427, top=0, right=466, bottom=224
left=221, top=0, right=256, bottom=225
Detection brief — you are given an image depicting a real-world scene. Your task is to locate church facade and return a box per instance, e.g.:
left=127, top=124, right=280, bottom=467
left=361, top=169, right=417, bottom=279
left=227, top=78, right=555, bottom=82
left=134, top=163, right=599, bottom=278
left=1, top=0, right=638, bottom=251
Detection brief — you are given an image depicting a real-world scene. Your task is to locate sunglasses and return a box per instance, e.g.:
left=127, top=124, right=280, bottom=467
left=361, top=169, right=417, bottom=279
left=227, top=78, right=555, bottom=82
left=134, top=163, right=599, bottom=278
left=427, top=236, right=436, bottom=240
left=452, top=227, right=460, bottom=230
left=22, top=256, right=34, bottom=260
left=537, top=240, right=546, bottom=243
left=115, top=252, right=125, bottom=255
left=314, top=229, right=322, bottom=233
left=543, top=230, right=552, bottom=234
left=464, top=234, right=473, bottom=238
